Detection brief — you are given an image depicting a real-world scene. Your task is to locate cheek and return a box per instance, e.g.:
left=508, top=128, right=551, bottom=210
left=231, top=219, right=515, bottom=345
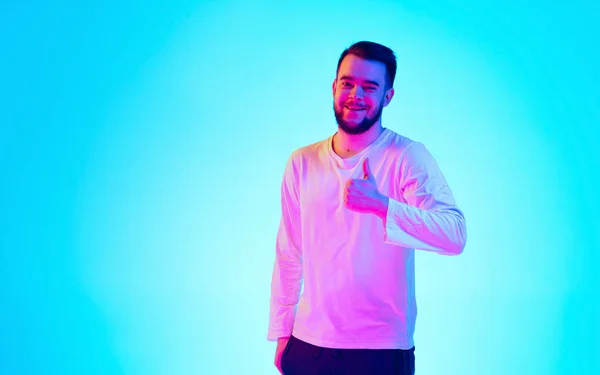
left=334, top=96, right=347, bottom=109
left=334, top=94, right=345, bottom=104
left=366, top=97, right=382, bottom=111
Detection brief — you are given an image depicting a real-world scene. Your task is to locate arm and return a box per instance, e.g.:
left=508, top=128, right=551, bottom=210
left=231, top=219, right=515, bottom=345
left=382, top=142, right=467, bottom=256
left=267, top=155, right=304, bottom=341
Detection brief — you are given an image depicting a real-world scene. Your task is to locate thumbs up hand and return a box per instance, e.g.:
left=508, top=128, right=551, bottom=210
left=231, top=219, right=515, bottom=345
left=344, top=158, right=389, bottom=217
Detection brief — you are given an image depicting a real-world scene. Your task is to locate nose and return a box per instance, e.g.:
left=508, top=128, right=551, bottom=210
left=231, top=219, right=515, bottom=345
left=349, top=85, right=364, bottom=99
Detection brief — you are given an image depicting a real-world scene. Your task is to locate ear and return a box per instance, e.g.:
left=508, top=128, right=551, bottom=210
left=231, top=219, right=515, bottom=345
left=332, top=79, right=337, bottom=97
left=383, top=88, right=395, bottom=107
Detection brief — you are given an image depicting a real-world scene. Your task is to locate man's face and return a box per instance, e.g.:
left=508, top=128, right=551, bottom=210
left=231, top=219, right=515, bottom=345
left=333, top=54, right=394, bottom=135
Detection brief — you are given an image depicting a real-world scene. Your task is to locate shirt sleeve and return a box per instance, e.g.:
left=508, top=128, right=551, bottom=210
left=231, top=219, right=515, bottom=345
left=383, top=142, right=467, bottom=255
left=267, top=154, right=304, bottom=341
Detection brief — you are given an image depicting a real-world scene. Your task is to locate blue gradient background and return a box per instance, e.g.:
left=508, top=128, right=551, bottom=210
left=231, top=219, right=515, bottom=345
left=2, top=1, right=598, bottom=374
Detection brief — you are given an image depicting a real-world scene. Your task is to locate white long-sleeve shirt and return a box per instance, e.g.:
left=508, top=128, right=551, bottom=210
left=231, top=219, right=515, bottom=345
left=267, top=128, right=467, bottom=349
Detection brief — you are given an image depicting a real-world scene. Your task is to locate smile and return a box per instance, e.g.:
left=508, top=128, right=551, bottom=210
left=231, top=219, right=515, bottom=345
left=345, top=106, right=366, bottom=111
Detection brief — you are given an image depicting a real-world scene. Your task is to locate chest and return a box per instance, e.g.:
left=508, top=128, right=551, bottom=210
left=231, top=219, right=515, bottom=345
left=298, top=156, right=404, bottom=209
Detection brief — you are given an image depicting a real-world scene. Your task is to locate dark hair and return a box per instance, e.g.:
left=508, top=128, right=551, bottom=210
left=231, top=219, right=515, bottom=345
left=336, top=41, right=397, bottom=88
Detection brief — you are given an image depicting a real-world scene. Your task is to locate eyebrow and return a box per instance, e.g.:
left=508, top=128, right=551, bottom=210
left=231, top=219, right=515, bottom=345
left=338, top=75, right=380, bottom=87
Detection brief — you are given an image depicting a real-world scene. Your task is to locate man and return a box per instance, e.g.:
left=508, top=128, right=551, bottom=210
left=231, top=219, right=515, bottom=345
left=267, top=41, right=467, bottom=375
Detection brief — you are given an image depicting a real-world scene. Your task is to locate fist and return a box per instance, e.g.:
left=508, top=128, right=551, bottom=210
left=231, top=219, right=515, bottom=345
left=344, top=158, right=384, bottom=214
left=274, top=336, right=290, bottom=374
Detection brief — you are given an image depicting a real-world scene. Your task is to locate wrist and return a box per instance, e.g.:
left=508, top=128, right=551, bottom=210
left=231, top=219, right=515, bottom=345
left=375, top=194, right=389, bottom=219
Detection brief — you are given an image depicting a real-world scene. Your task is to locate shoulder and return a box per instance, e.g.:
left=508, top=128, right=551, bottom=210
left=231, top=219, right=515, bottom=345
left=381, top=129, right=437, bottom=167
left=287, top=136, right=330, bottom=166
left=381, top=129, right=423, bottom=157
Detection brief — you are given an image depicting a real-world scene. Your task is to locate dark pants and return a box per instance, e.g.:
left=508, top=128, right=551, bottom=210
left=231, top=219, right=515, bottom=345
left=281, top=335, right=415, bottom=375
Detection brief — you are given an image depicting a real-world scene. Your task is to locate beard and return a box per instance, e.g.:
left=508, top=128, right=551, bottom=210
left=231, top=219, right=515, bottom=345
left=334, top=99, right=384, bottom=135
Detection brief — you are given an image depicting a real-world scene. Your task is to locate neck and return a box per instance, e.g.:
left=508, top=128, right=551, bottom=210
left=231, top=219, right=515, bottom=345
left=333, top=123, right=385, bottom=156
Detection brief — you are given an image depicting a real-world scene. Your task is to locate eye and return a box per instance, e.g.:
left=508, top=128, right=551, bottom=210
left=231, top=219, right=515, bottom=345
left=364, top=86, right=377, bottom=92
left=341, top=81, right=353, bottom=88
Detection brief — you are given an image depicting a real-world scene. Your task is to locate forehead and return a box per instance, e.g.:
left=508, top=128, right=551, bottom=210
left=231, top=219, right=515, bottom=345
left=337, top=54, right=387, bottom=84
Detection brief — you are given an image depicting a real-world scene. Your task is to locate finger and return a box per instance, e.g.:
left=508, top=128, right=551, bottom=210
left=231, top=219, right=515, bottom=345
left=363, top=158, right=374, bottom=180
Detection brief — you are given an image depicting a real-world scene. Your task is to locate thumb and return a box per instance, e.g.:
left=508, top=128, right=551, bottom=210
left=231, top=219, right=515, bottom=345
left=363, top=158, right=375, bottom=180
